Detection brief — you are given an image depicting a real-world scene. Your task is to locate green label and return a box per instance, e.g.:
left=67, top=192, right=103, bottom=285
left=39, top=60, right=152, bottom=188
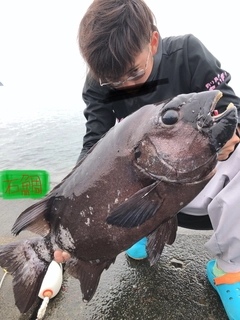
left=0, top=170, right=50, bottom=199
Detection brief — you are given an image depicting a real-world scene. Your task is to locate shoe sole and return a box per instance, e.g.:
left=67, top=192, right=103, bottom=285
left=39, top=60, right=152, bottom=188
left=207, top=260, right=240, bottom=320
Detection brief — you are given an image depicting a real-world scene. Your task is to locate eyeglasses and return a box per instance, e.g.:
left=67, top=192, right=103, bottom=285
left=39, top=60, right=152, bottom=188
left=99, top=47, right=150, bottom=87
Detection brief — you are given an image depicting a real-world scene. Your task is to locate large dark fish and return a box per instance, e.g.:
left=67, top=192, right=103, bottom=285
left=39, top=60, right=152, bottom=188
left=0, top=90, right=238, bottom=313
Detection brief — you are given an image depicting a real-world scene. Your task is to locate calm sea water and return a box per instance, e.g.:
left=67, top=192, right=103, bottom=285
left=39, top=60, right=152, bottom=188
left=0, top=106, right=86, bottom=186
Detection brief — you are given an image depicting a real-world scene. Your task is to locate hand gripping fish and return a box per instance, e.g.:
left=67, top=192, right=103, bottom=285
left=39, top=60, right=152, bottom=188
left=0, top=90, right=238, bottom=313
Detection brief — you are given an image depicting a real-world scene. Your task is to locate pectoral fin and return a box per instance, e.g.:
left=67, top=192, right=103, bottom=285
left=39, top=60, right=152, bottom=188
left=147, top=216, right=178, bottom=266
left=106, top=182, right=163, bottom=228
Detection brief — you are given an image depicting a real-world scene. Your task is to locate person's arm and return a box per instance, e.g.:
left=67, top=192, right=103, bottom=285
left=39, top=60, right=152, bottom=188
left=77, top=74, right=116, bottom=164
left=186, top=34, right=240, bottom=160
left=186, top=34, right=240, bottom=118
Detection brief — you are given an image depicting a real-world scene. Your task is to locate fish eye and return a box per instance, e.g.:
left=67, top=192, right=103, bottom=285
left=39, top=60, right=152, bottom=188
left=162, top=110, right=179, bottom=125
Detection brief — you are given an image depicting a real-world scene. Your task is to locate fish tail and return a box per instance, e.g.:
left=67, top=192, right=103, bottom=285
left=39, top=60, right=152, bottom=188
left=0, top=237, right=52, bottom=313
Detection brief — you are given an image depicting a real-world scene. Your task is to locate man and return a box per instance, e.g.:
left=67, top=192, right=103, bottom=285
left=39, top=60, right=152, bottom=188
left=55, top=1, right=240, bottom=318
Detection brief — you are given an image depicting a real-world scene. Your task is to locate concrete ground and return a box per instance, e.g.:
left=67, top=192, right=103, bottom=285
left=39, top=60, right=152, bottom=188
left=0, top=198, right=228, bottom=320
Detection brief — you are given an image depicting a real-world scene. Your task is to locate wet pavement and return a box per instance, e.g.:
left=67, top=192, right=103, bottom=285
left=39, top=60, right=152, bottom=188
left=0, top=198, right=228, bottom=320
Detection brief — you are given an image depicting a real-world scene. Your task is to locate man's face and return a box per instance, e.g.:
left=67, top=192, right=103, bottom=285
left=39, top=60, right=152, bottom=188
left=99, top=46, right=153, bottom=91
left=99, top=31, right=159, bottom=91
left=113, top=46, right=153, bottom=90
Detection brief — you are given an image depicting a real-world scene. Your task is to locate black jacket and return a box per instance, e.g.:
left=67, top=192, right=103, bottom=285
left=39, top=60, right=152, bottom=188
left=78, top=34, right=240, bottom=162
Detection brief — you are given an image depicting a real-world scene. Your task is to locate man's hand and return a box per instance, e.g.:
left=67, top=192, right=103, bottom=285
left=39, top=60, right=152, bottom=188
left=218, top=129, right=240, bottom=161
left=54, top=250, right=71, bottom=263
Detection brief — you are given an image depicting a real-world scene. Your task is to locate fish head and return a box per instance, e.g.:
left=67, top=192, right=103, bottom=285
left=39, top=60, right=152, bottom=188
left=133, top=90, right=238, bottom=184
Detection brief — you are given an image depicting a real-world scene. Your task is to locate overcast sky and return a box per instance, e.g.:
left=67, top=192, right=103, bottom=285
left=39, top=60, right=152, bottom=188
left=0, top=0, right=239, bottom=119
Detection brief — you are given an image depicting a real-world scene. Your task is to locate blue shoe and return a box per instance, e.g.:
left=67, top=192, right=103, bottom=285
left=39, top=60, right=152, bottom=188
left=207, top=260, right=240, bottom=320
left=126, top=237, right=147, bottom=260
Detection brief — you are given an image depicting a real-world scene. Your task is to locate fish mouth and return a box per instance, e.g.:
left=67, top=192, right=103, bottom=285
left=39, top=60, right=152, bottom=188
left=196, top=91, right=238, bottom=152
left=210, top=101, right=236, bottom=124
left=197, top=91, right=234, bottom=130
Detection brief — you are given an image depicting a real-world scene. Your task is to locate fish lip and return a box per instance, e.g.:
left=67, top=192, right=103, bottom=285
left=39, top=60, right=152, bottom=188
left=211, top=90, right=223, bottom=112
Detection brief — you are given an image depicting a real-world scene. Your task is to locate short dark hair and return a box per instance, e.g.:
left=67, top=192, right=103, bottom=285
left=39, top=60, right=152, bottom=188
left=78, top=0, right=156, bottom=81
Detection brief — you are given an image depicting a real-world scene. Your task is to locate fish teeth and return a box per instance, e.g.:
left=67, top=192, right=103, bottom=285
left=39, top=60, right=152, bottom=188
left=227, top=102, right=234, bottom=109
